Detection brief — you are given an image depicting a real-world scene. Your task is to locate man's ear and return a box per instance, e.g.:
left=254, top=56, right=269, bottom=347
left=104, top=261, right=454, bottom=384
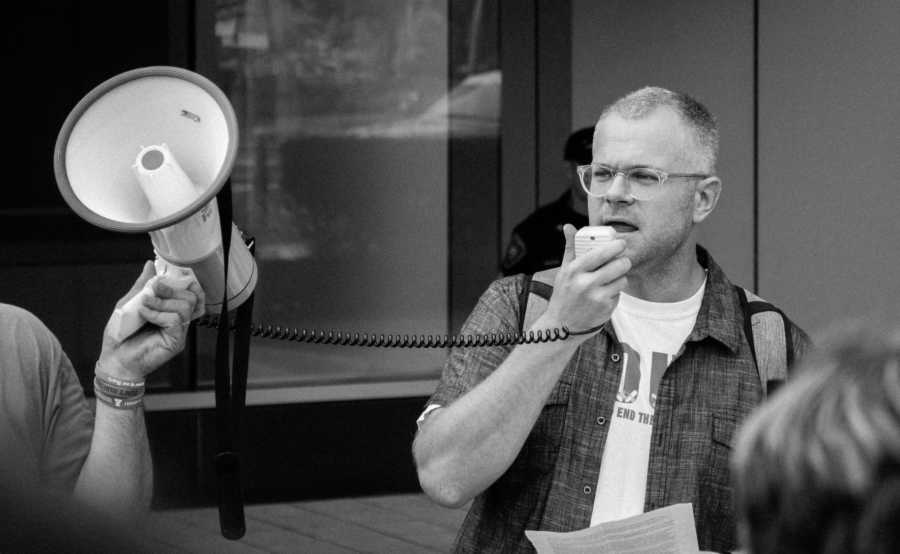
left=693, top=176, right=722, bottom=224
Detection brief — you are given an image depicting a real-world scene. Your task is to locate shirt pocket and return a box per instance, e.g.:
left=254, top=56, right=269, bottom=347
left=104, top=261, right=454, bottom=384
left=712, top=413, right=736, bottom=449
left=698, top=414, right=738, bottom=548
left=698, top=414, right=737, bottom=488
left=708, top=413, right=737, bottom=480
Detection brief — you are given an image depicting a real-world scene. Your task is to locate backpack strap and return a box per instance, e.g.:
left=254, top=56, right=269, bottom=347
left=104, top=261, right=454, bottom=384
left=519, top=268, right=557, bottom=334
left=735, top=285, right=793, bottom=399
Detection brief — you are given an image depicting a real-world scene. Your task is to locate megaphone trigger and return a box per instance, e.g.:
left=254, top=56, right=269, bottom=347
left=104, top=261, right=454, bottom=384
left=106, top=257, right=206, bottom=342
left=107, top=284, right=155, bottom=343
left=154, top=257, right=205, bottom=320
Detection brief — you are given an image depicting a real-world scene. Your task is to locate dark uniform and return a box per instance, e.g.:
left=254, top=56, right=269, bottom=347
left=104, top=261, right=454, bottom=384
left=500, top=190, right=588, bottom=276
left=501, top=126, right=594, bottom=276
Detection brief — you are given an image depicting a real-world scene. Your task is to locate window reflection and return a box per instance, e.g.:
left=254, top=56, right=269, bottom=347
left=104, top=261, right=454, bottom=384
left=199, top=0, right=499, bottom=388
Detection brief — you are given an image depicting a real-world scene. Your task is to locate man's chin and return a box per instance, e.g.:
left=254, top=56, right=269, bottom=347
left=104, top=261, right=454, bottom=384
left=619, top=239, right=646, bottom=269
left=617, top=231, right=638, bottom=251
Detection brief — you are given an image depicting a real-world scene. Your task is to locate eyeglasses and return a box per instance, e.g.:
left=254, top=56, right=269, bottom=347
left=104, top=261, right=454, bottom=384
left=576, top=163, right=710, bottom=200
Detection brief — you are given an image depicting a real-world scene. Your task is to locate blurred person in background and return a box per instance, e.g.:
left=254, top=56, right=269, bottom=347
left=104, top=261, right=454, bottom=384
left=733, top=321, right=900, bottom=554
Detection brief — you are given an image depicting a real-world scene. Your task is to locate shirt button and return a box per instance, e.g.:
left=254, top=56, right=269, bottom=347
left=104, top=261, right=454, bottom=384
left=596, top=416, right=606, bottom=425
left=611, top=353, right=621, bottom=362
left=583, top=485, right=592, bottom=495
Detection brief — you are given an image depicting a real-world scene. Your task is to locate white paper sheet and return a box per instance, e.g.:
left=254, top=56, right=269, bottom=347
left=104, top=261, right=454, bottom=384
left=525, top=503, right=700, bottom=554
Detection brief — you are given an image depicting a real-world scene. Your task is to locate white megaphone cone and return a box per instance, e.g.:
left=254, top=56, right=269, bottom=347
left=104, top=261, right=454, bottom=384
left=53, top=66, right=257, bottom=338
left=133, top=143, right=255, bottom=311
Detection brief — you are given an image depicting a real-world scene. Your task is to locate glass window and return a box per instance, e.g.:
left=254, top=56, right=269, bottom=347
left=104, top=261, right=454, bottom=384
left=196, top=0, right=500, bottom=389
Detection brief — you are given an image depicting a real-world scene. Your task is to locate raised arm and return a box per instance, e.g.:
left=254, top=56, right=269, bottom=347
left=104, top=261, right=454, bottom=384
left=73, top=261, right=204, bottom=521
left=413, top=225, right=629, bottom=507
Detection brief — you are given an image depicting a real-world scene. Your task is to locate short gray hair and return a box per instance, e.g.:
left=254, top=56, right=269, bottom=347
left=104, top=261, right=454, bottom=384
left=599, top=86, right=719, bottom=173
left=732, top=321, right=900, bottom=554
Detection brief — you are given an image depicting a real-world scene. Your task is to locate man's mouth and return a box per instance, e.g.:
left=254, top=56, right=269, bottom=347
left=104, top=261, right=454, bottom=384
left=605, top=221, right=638, bottom=234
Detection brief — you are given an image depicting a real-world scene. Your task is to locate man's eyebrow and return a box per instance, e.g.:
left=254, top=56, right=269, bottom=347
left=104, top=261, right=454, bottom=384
left=594, top=162, right=660, bottom=171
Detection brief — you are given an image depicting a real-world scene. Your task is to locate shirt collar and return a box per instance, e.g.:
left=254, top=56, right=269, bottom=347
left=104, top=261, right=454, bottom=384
left=688, top=245, right=743, bottom=353
left=600, top=246, right=743, bottom=353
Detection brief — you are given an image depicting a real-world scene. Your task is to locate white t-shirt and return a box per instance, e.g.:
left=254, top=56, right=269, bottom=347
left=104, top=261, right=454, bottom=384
left=590, top=279, right=706, bottom=526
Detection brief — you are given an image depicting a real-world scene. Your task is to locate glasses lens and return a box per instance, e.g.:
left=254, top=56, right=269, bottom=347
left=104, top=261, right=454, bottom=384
left=578, top=166, right=592, bottom=190
left=592, top=165, right=616, bottom=182
left=580, top=164, right=610, bottom=197
left=628, top=168, right=663, bottom=188
left=580, top=165, right=667, bottom=200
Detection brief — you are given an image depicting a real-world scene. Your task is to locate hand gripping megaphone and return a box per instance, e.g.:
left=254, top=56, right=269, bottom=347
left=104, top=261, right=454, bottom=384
left=53, top=66, right=254, bottom=540
left=53, top=66, right=257, bottom=327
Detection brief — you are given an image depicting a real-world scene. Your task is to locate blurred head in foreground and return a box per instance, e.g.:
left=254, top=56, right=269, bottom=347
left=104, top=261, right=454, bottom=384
left=732, top=321, right=900, bottom=554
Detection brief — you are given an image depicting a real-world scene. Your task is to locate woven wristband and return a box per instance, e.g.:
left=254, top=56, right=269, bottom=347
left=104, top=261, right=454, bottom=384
left=95, top=365, right=145, bottom=389
left=93, top=376, right=145, bottom=400
left=94, top=388, right=144, bottom=410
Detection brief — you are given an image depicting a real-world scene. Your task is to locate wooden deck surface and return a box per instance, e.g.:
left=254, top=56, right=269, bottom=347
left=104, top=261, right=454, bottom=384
left=143, top=493, right=469, bottom=553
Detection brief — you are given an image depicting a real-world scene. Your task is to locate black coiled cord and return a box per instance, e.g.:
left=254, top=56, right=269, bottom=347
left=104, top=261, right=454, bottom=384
left=195, top=315, right=574, bottom=348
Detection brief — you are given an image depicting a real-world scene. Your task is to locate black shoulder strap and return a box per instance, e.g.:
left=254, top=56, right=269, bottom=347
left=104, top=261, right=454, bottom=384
left=530, top=279, right=553, bottom=301
left=518, top=273, right=554, bottom=333
left=517, top=273, right=533, bottom=333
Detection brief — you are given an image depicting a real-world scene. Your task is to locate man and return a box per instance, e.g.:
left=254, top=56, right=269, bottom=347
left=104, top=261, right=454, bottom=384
left=732, top=321, right=900, bottom=554
left=0, top=260, right=204, bottom=522
left=501, top=126, right=592, bottom=276
left=413, top=87, right=809, bottom=552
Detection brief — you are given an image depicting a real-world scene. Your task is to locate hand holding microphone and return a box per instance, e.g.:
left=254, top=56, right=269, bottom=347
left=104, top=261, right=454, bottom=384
left=538, top=224, right=630, bottom=338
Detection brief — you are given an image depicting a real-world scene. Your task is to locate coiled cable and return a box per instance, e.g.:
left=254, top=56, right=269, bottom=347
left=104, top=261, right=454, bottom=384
left=195, top=315, right=578, bottom=348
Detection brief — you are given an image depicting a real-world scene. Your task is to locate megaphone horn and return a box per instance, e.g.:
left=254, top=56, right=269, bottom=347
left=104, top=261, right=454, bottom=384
left=53, top=66, right=257, bottom=315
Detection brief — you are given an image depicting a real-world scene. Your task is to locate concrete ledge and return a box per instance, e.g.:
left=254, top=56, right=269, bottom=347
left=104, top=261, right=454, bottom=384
left=144, top=379, right=439, bottom=411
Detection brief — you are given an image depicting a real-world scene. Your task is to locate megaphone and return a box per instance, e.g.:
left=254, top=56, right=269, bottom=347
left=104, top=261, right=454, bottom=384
left=53, top=66, right=257, bottom=319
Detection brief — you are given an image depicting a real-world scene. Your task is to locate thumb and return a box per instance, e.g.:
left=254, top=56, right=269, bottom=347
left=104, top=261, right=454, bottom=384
left=561, top=223, right=577, bottom=265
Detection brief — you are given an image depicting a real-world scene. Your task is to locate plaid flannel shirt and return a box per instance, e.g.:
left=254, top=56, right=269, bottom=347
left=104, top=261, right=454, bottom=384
left=425, top=247, right=810, bottom=553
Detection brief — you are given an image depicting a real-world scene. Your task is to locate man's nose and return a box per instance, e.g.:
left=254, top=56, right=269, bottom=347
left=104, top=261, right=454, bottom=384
left=604, top=172, right=633, bottom=203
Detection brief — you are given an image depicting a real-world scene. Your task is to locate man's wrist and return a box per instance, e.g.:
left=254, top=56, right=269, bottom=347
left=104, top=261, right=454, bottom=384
left=531, top=313, right=602, bottom=345
left=94, top=361, right=146, bottom=410
left=95, top=355, right=144, bottom=382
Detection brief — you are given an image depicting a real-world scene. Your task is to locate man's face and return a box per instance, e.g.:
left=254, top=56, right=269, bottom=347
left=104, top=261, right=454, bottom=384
left=589, top=107, right=703, bottom=271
